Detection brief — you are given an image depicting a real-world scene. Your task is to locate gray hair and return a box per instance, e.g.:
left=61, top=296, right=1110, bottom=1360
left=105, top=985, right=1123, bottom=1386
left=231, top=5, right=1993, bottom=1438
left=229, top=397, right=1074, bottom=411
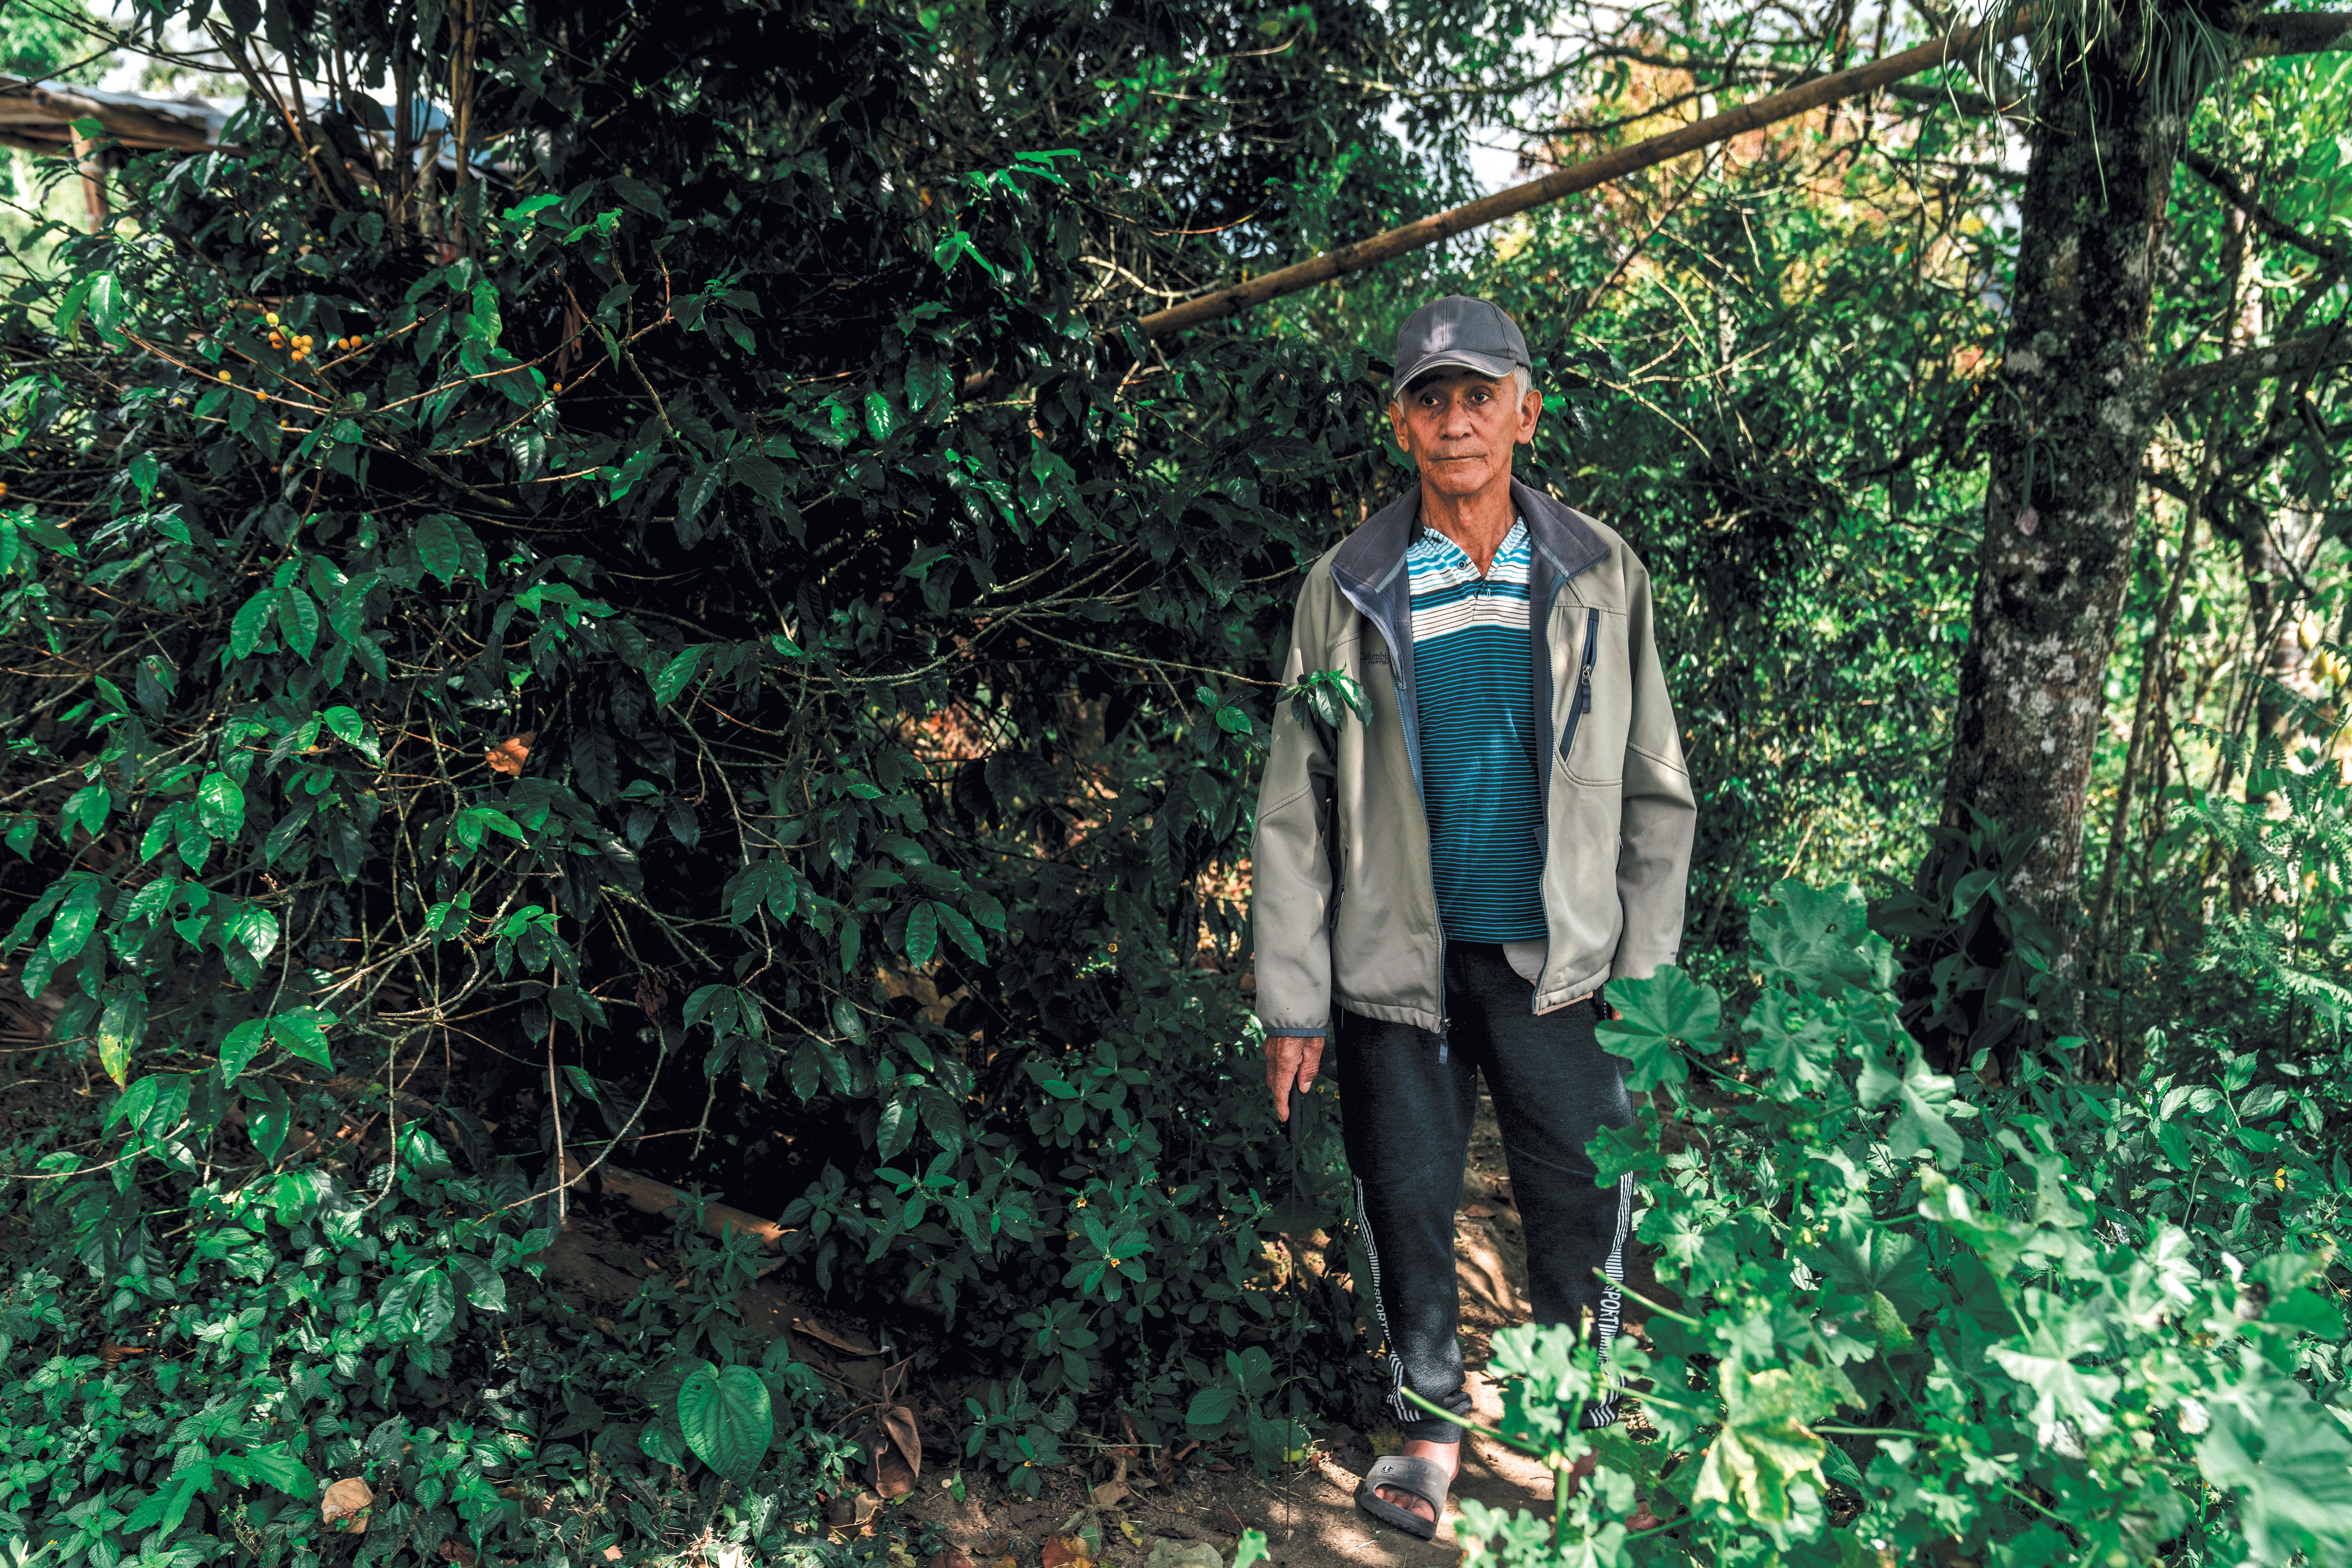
left=1391, top=363, right=1536, bottom=410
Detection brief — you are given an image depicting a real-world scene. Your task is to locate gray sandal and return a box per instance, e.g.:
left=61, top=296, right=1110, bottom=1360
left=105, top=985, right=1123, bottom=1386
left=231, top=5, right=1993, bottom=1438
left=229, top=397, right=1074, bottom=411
left=1354, top=1453, right=1453, bottom=1540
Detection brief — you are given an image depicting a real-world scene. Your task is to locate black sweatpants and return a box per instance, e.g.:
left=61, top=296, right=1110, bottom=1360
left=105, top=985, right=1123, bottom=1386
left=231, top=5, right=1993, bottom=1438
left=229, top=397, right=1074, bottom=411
left=1337, top=942, right=1636, bottom=1443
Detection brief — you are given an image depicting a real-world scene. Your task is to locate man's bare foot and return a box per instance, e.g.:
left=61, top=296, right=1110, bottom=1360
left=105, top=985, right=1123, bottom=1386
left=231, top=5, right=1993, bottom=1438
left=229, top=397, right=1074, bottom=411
left=1374, top=1438, right=1460, bottom=1526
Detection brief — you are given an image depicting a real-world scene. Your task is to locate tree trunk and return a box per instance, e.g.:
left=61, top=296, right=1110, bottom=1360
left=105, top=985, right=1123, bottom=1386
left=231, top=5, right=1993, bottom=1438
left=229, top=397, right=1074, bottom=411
left=1940, top=24, right=2188, bottom=937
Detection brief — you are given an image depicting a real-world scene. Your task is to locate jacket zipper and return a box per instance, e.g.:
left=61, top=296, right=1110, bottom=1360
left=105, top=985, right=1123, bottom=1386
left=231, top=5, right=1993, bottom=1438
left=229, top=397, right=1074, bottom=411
left=1375, top=637, right=1451, bottom=1044
left=1557, top=606, right=1600, bottom=763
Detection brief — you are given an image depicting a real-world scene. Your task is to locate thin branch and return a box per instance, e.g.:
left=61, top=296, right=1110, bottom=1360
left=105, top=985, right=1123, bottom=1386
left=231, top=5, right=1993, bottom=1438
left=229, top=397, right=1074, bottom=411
left=2158, top=325, right=2352, bottom=405
left=2181, top=150, right=2348, bottom=267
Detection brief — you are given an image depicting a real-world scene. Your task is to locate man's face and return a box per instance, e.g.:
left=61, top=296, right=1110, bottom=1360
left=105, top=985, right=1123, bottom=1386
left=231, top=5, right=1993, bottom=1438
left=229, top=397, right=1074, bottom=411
left=1388, top=367, right=1542, bottom=498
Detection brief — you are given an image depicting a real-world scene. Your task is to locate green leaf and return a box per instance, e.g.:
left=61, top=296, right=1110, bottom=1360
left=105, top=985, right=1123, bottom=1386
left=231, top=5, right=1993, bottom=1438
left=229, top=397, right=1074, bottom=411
left=2198, top=1386, right=2352, bottom=1560
left=650, top=645, right=706, bottom=705
left=271, top=1007, right=335, bottom=1071
left=723, top=857, right=798, bottom=925
left=676, top=1362, right=771, bottom=1481
left=412, top=513, right=464, bottom=584
left=1859, top=1051, right=1962, bottom=1167
left=863, top=391, right=902, bottom=443
left=903, top=900, right=939, bottom=968
left=380, top=1267, right=457, bottom=1342
left=931, top=230, right=1001, bottom=278
left=2267, top=1288, right=2347, bottom=1340
left=45, top=875, right=101, bottom=962
left=639, top=1418, right=689, bottom=1467
left=220, top=1019, right=272, bottom=1081
left=448, top=1253, right=508, bottom=1312
left=59, top=783, right=107, bottom=841
left=469, top=280, right=504, bottom=344
left=877, top=1092, right=915, bottom=1162
left=677, top=463, right=723, bottom=525
left=1185, top=1386, right=1239, bottom=1434
left=278, top=587, right=321, bottom=659
left=1989, top=1299, right=2120, bottom=1431
left=610, top=174, right=667, bottom=218
left=1277, top=668, right=1367, bottom=729
left=730, top=451, right=786, bottom=508
left=196, top=771, right=245, bottom=837
left=1752, top=880, right=1880, bottom=993
left=1597, top=965, right=1721, bottom=1090
left=933, top=900, right=985, bottom=963
left=1754, top=991, right=1841, bottom=1091
left=95, top=992, right=145, bottom=1086
left=124, top=1461, right=213, bottom=1537
left=229, top=589, right=275, bottom=658
left=244, top=1075, right=291, bottom=1160
left=223, top=1442, right=314, bottom=1498
left=1816, top=1222, right=1934, bottom=1320
left=905, top=357, right=952, bottom=412
left=1690, top=1360, right=1848, bottom=1523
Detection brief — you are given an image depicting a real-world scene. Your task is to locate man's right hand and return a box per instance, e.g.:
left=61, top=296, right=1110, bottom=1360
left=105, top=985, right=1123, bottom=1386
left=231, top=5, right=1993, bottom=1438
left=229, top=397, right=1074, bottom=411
left=1265, top=1032, right=1325, bottom=1121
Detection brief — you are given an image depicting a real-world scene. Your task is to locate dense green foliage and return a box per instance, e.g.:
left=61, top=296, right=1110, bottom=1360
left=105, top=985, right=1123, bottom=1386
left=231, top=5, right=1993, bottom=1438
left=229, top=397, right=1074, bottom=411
left=0, top=0, right=1498, bottom=1561
left=0, top=0, right=2346, bottom=1565
left=1445, top=879, right=2352, bottom=1565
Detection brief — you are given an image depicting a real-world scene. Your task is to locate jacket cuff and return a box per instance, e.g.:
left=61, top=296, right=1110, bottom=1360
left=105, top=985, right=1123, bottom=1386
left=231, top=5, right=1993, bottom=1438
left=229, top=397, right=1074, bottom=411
left=1262, top=1025, right=1328, bottom=1038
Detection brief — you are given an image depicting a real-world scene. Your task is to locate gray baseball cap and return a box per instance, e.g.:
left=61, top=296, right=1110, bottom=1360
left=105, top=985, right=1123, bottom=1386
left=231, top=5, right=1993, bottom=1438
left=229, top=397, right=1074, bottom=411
left=1393, top=295, right=1531, bottom=392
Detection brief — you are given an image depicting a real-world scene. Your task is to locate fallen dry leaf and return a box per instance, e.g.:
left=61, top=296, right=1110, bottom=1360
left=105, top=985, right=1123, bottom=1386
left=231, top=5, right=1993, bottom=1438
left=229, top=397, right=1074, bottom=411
left=1041, top=1535, right=1093, bottom=1568
left=485, top=731, right=535, bottom=776
left=880, top=1402, right=923, bottom=1479
left=1091, top=1449, right=1130, bottom=1509
left=321, top=1478, right=373, bottom=1533
left=925, top=1552, right=978, bottom=1568
left=792, top=1313, right=879, bottom=1357
left=871, top=1446, right=916, bottom=1500
left=988, top=1557, right=1017, bottom=1568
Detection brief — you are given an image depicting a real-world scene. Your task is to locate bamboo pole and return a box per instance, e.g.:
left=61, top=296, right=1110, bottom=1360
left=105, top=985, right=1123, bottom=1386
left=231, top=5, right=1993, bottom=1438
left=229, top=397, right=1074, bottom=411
left=1136, top=18, right=2028, bottom=339
left=1139, top=12, right=2352, bottom=338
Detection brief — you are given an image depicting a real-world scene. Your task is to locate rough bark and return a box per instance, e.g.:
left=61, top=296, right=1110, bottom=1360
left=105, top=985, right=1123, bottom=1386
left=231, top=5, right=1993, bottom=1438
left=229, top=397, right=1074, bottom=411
left=1940, top=22, right=2191, bottom=930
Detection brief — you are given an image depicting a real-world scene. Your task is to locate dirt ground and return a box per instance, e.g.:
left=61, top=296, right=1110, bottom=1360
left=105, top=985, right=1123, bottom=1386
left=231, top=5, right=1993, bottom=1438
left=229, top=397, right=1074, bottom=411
left=546, top=1086, right=1658, bottom=1568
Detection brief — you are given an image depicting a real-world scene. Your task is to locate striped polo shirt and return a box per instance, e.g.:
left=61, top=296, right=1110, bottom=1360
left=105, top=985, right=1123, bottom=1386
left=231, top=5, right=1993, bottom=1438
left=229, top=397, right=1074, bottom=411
left=1407, top=519, right=1547, bottom=942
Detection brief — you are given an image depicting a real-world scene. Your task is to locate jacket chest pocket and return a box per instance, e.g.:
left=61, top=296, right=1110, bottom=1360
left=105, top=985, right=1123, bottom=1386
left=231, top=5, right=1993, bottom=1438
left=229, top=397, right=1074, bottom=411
left=1557, top=607, right=1632, bottom=786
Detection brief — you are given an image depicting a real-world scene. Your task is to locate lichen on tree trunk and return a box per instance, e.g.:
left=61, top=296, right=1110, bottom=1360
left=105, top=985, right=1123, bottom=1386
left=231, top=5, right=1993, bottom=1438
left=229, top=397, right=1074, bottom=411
left=1942, top=21, right=2193, bottom=934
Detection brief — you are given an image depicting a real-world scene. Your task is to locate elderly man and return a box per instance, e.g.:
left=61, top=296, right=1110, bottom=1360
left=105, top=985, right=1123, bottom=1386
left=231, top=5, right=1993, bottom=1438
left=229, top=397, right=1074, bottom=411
left=1250, top=296, right=1694, bottom=1538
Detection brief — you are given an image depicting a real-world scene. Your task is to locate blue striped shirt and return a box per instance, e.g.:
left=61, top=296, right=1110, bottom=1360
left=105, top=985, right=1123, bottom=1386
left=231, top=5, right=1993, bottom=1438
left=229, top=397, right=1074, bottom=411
left=1407, top=519, right=1547, bottom=942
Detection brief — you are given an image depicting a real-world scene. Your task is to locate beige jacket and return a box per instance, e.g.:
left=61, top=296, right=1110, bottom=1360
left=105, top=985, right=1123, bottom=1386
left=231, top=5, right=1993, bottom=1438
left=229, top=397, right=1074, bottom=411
left=1251, top=479, right=1695, bottom=1036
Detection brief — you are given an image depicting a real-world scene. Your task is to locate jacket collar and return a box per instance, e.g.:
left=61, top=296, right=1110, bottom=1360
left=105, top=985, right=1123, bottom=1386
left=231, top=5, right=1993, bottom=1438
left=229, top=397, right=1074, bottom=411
left=1330, top=476, right=1609, bottom=597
